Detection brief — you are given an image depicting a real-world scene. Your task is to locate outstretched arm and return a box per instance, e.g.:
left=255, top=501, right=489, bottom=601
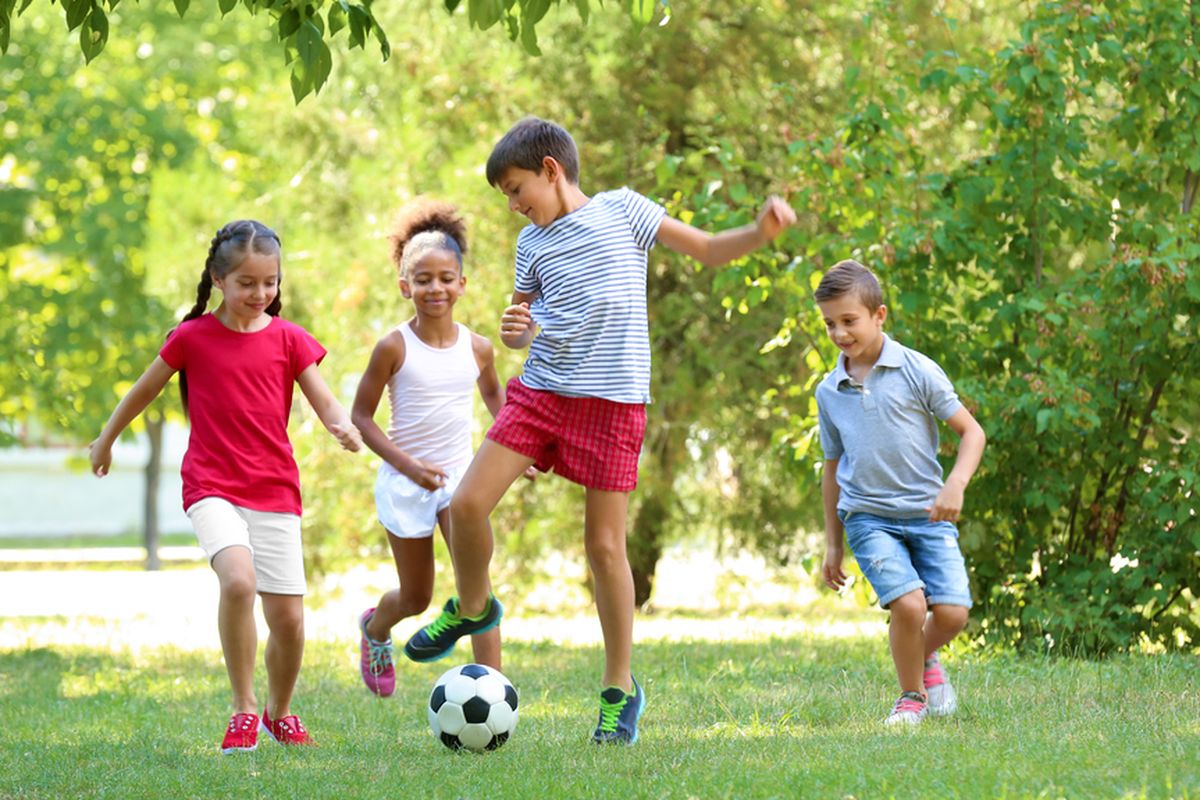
left=297, top=362, right=362, bottom=452
left=655, top=195, right=796, bottom=267
left=90, top=356, right=177, bottom=477
left=350, top=334, right=447, bottom=489
left=927, top=407, right=986, bottom=522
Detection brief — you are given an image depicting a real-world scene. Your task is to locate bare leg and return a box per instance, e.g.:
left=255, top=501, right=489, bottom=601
left=448, top=440, right=534, bottom=616
left=584, top=489, right=633, bottom=693
left=434, top=507, right=503, bottom=671
left=260, top=592, right=305, bottom=719
left=923, top=604, right=969, bottom=657
left=366, top=531, right=436, bottom=641
left=887, top=589, right=928, bottom=696
left=211, top=546, right=258, bottom=715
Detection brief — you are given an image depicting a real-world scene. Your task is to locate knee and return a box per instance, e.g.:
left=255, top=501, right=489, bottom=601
left=398, top=585, right=433, bottom=616
left=449, top=492, right=487, bottom=526
left=933, top=604, right=969, bottom=632
left=585, top=535, right=628, bottom=575
left=888, top=591, right=927, bottom=625
left=219, top=572, right=257, bottom=606
left=269, top=606, right=305, bottom=641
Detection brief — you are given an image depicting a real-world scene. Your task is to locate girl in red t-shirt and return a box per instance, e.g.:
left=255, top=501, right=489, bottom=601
left=90, top=220, right=362, bottom=754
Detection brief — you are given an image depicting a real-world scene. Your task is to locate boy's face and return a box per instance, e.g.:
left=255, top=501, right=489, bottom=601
left=496, top=160, right=566, bottom=227
left=817, top=293, right=887, bottom=364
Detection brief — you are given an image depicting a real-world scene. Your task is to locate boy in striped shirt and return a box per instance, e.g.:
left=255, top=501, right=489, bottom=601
left=404, top=116, right=795, bottom=744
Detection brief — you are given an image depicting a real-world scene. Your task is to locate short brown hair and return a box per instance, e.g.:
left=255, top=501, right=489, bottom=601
left=813, top=259, right=883, bottom=311
left=485, top=116, right=580, bottom=187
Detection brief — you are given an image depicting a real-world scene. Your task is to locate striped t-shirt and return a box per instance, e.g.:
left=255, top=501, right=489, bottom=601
left=514, top=187, right=665, bottom=404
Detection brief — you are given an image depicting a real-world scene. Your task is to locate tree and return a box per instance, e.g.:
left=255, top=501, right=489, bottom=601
left=0, top=0, right=667, bottom=101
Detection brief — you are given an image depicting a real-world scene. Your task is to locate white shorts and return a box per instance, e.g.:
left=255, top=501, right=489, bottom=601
left=374, top=463, right=466, bottom=539
left=186, top=496, right=306, bottom=595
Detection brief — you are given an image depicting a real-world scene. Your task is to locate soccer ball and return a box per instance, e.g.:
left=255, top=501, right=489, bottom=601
left=427, top=663, right=518, bottom=752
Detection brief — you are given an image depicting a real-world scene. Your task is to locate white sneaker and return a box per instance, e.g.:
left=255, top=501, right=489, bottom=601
left=884, top=691, right=928, bottom=726
left=924, top=653, right=958, bottom=717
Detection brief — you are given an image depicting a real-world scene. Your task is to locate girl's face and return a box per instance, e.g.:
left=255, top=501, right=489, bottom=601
left=401, top=249, right=465, bottom=317
left=213, top=251, right=280, bottom=323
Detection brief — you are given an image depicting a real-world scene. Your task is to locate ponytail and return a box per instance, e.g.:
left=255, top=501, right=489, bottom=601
left=174, top=221, right=282, bottom=414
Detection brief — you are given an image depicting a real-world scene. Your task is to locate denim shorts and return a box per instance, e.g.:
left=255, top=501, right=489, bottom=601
left=838, top=510, right=972, bottom=609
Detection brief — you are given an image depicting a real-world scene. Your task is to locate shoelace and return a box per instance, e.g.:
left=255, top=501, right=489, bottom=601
left=893, top=694, right=927, bottom=715
left=923, top=661, right=945, bottom=688
left=366, top=637, right=394, bottom=675
left=597, top=696, right=626, bottom=733
left=424, top=608, right=458, bottom=638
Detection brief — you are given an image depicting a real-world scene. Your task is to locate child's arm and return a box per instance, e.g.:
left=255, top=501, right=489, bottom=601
left=349, top=335, right=447, bottom=489
left=499, top=290, right=538, bottom=350
left=297, top=363, right=363, bottom=453
left=820, top=458, right=849, bottom=591
left=927, top=408, right=986, bottom=522
left=90, top=357, right=178, bottom=477
left=471, top=332, right=505, bottom=419
left=655, top=195, right=796, bottom=267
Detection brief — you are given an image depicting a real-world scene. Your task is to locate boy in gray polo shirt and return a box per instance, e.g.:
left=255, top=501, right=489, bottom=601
left=815, top=260, right=986, bottom=726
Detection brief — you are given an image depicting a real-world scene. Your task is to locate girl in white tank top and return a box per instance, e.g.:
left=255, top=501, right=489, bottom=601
left=348, top=200, right=509, bottom=693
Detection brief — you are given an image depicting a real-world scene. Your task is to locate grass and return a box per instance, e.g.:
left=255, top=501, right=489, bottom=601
left=1, top=633, right=1197, bottom=799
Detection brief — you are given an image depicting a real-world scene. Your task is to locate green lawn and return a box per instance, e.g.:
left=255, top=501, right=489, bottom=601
left=1, top=633, right=1197, bottom=799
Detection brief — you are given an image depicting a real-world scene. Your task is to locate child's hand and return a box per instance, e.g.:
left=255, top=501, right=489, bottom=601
left=500, top=302, right=532, bottom=346
left=821, top=546, right=848, bottom=591
left=89, top=439, right=112, bottom=477
left=406, top=459, right=449, bottom=492
left=756, top=195, right=797, bottom=243
left=331, top=422, right=363, bottom=453
left=927, top=482, right=965, bottom=522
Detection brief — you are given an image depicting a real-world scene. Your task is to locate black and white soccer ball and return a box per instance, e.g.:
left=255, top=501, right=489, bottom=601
left=427, top=664, right=518, bottom=752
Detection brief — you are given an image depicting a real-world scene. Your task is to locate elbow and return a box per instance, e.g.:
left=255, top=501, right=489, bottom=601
left=351, top=409, right=371, bottom=430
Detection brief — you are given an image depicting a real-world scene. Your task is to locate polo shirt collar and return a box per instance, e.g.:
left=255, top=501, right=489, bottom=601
left=833, top=334, right=902, bottom=386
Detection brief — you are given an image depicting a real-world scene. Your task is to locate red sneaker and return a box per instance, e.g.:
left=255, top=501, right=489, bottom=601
left=261, top=707, right=313, bottom=746
left=220, top=712, right=259, bottom=754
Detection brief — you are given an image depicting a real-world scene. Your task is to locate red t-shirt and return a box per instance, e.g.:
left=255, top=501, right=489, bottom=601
left=159, top=314, right=327, bottom=515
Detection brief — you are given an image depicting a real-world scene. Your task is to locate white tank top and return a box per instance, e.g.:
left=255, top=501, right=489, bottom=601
left=385, top=321, right=479, bottom=470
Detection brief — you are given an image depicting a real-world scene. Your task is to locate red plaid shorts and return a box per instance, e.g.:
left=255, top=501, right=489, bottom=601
left=486, top=378, right=647, bottom=492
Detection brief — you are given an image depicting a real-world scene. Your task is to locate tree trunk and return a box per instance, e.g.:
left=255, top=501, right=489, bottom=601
left=143, top=409, right=163, bottom=571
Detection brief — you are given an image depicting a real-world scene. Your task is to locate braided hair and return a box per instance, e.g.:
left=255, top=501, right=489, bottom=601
left=175, top=220, right=282, bottom=413
left=388, top=199, right=468, bottom=279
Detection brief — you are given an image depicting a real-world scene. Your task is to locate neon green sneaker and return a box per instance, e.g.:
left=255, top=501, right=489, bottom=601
left=592, top=676, right=645, bottom=744
left=403, top=595, right=502, bottom=662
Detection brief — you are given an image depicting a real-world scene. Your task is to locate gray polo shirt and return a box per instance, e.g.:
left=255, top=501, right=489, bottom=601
left=816, top=334, right=963, bottom=518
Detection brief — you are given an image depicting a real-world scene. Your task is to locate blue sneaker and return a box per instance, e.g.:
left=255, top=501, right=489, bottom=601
left=592, top=675, right=645, bottom=744
left=403, top=595, right=502, bottom=662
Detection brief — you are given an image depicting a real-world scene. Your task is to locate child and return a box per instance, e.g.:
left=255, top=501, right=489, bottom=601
left=89, top=220, right=362, bottom=753
left=402, top=116, right=797, bottom=744
left=351, top=199, right=514, bottom=697
left=814, top=259, right=985, bottom=726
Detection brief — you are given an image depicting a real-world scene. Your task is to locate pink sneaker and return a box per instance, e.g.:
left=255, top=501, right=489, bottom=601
left=359, top=607, right=396, bottom=697
left=923, top=652, right=958, bottom=716
left=220, top=712, right=259, bottom=754
left=884, top=691, right=928, bottom=726
left=261, top=707, right=313, bottom=746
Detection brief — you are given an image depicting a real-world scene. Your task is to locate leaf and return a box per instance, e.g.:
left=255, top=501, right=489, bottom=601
left=278, top=8, right=301, bottom=38
left=218, top=0, right=237, bottom=15
left=65, top=0, right=90, bottom=32
left=444, top=0, right=462, bottom=10
left=1036, top=407, right=1053, bottom=434
left=573, top=0, right=588, bottom=23
left=172, top=0, right=189, bottom=18
left=79, top=4, right=107, bottom=62
left=327, top=2, right=346, bottom=36
left=296, top=19, right=322, bottom=68
left=519, top=16, right=540, bottom=55
left=628, top=0, right=654, bottom=26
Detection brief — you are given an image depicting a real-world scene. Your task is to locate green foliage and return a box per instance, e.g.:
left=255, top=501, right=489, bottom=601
left=0, top=0, right=668, bottom=101
left=741, top=0, right=1200, bottom=654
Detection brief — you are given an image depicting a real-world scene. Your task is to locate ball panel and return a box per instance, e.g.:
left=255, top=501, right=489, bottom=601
left=504, top=684, right=519, bottom=711
left=486, top=731, right=510, bottom=751
left=474, top=674, right=506, bottom=704
left=440, top=732, right=463, bottom=750
left=429, top=683, right=447, bottom=712
left=428, top=704, right=442, bottom=736
left=459, top=663, right=490, bottom=679
left=458, top=722, right=494, bottom=752
left=435, top=664, right=466, bottom=685
left=437, top=702, right=467, bottom=735
left=444, top=674, right=478, bottom=705
left=462, top=695, right=492, bottom=725
left=485, top=701, right=514, bottom=735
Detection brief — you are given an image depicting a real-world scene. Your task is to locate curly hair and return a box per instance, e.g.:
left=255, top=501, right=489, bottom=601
left=388, top=199, right=468, bottom=277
